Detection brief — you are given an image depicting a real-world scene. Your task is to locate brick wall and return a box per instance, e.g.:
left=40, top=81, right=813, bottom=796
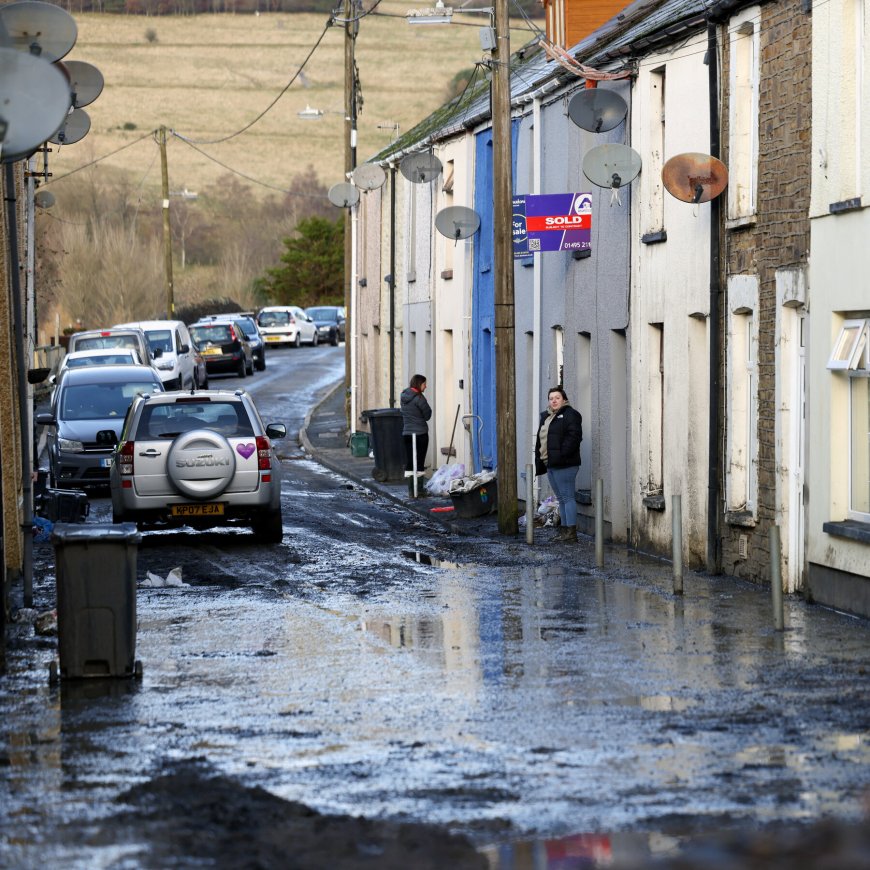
left=719, top=0, right=812, bottom=583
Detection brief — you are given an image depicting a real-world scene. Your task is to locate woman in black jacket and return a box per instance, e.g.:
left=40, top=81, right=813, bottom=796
left=400, top=373, right=432, bottom=472
left=535, top=386, right=583, bottom=543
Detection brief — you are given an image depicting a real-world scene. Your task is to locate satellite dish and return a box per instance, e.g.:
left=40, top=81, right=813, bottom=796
left=399, top=151, right=442, bottom=184
left=568, top=89, right=628, bottom=133
left=582, top=143, right=642, bottom=189
left=49, top=107, right=90, bottom=145
left=0, top=1, right=77, bottom=63
left=34, top=189, right=55, bottom=208
left=328, top=182, right=360, bottom=208
left=57, top=60, right=104, bottom=108
left=662, top=153, right=729, bottom=204
left=0, top=48, right=71, bottom=163
left=435, top=205, right=480, bottom=240
left=352, top=163, right=386, bottom=191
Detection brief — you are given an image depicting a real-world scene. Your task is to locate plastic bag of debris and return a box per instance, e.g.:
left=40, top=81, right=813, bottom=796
left=535, top=495, right=561, bottom=527
left=447, top=469, right=497, bottom=495
left=425, top=463, right=466, bottom=496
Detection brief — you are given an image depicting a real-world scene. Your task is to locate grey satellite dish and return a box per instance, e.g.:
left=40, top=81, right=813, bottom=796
left=34, top=189, right=55, bottom=208
left=58, top=60, right=104, bottom=108
left=328, top=182, right=360, bottom=208
left=49, top=107, right=90, bottom=145
left=435, top=205, right=480, bottom=240
left=662, top=153, right=729, bottom=204
left=568, top=88, right=628, bottom=133
left=0, top=1, right=77, bottom=63
left=399, top=151, right=442, bottom=184
left=582, top=143, right=642, bottom=189
left=0, top=47, right=71, bottom=163
left=352, top=163, right=386, bottom=191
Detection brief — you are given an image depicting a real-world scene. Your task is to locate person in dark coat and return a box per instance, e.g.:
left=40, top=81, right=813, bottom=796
left=535, top=386, right=583, bottom=542
left=400, top=373, right=431, bottom=472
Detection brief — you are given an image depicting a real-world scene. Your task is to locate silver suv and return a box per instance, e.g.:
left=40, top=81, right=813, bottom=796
left=108, top=389, right=286, bottom=542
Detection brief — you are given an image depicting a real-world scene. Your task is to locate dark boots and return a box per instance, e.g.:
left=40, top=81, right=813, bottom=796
left=552, top=525, right=577, bottom=543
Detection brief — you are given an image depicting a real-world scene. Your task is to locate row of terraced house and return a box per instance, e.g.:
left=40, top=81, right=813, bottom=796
left=349, top=0, right=870, bottom=616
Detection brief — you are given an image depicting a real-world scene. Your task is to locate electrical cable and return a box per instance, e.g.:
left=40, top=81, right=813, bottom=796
left=43, top=131, right=155, bottom=185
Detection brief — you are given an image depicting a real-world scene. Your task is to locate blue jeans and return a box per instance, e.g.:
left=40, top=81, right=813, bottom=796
left=547, top=465, right=579, bottom=527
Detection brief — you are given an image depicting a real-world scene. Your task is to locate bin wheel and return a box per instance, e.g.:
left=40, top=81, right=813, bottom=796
left=372, top=467, right=387, bottom=482
left=48, top=660, right=59, bottom=684
left=134, top=660, right=143, bottom=679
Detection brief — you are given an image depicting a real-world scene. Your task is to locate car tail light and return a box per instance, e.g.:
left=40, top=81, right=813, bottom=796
left=288, top=316, right=296, bottom=324
left=256, top=436, right=271, bottom=471
left=229, top=325, right=237, bottom=341
left=118, top=440, right=135, bottom=482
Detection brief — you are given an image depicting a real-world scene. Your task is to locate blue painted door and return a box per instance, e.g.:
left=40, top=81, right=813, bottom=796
left=472, top=122, right=519, bottom=471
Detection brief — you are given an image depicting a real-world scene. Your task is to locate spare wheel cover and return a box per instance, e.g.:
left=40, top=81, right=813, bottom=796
left=167, top=429, right=237, bottom=498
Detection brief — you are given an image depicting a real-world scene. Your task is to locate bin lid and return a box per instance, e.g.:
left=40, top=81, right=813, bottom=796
left=51, top=522, right=141, bottom=544
left=364, top=408, right=402, bottom=418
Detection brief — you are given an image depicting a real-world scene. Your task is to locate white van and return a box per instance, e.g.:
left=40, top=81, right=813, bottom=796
left=115, top=320, right=197, bottom=390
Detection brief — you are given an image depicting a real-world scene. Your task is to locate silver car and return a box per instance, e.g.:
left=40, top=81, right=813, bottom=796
left=108, top=389, right=286, bottom=542
left=37, top=364, right=164, bottom=488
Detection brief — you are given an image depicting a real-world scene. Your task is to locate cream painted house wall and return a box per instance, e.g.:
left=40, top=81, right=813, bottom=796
left=807, top=0, right=870, bottom=612
left=630, top=32, right=712, bottom=566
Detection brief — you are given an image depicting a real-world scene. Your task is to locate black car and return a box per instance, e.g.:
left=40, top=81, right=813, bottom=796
left=305, top=306, right=345, bottom=346
left=188, top=320, right=254, bottom=378
left=197, top=313, right=266, bottom=371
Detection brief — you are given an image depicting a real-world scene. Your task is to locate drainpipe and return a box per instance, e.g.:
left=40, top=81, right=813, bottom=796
left=389, top=164, right=397, bottom=408
left=532, top=95, right=543, bottom=494
left=706, top=20, right=722, bottom=574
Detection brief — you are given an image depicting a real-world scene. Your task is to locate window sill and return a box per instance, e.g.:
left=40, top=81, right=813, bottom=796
left=726, top=214, right=756, bottom=231
left=829, top=197, right=862, bottom=215
left=643, top=494, right=665, bottom=512
left=641, top=230, right=667, bottom=245
left=726, top=510, right=756, bottom=528
left=822, top=519, right=870, bottom=544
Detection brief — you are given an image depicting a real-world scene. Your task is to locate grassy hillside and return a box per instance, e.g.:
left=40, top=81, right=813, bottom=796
left=47, top=5, right=534, bottom=197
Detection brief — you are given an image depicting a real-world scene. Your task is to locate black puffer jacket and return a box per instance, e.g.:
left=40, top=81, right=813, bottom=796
left=400, top=387, right=431, bottom=435
left=535, top=405, right=583, bottom=470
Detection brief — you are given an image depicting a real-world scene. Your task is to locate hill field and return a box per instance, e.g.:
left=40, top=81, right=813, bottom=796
left=46, top=6, right=536, bottom=198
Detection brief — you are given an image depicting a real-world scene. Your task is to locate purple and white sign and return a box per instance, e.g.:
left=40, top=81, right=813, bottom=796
left=513, top=192, right=593, bottom=258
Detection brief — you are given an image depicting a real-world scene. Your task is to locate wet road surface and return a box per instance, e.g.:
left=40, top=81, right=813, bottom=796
left=2, top=345, right=869, bottom=868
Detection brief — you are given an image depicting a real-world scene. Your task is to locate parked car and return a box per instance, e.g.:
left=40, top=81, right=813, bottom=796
left=197, top=313, right=266, bottom=371
left=48, top=347, right=151, bottom=387
left=305, top=306, right=345, bottom=346
left=66, top=327, right=153, bottom=366
left=256, top=306, right=318, bottom=348
left=115, top=320, right=198, bottom=390
left=191, top=342, right=209, bottom=389
left=36, top=364, right=164, bottom=489
left=188, top=320, right=254, bottom=378
left=107, top=389, right=286, bottom=542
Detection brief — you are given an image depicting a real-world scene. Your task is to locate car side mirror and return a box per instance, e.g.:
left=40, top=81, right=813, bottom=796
left=36, top=412, right=56, bottom=426
left=96, top=429, right=118, bottom=446
left=266, top=423, right=286, bottom=440
left=153, top=347, right=164, bottom=359
left=179, top=344, right=190, bottom=354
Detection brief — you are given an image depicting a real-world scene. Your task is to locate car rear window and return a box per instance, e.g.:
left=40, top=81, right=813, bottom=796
left=67, top=353, right=136, bottom=367
left=136, top=401, right=254, bottom=439
left=258, top=311, right=291, bottom=327
left=190, top=324, right=233, bottom=345
left=74, top=334, right=141, bottom=351
left=145, top=330, right=173, bottom=353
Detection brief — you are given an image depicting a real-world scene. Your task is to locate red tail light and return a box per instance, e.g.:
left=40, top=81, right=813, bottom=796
left=256, top=435, right=271, bottom=471
left=119, top=440, right=135, bottom=485
left=229, top=326, right=237, bottom=341
left=288, top=316, right=296, bottom=324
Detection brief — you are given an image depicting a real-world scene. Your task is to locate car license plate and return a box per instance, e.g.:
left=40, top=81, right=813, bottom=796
left=171, top=503, right=225, bottom=517
left=202, top=347, right=221, bottom=356
left=100, top=457, right=113, bottom=468
left=265, top=335, right=282, bottom=343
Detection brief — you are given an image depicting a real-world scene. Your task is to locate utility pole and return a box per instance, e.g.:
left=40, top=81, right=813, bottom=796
left=343, top=1, right=358, bottom=422
left=491, top=0, right=518, bottom=533
left=158, top=126, right=174, bottom=319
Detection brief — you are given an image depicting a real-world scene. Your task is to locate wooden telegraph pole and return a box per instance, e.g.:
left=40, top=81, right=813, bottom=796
left=158, top=126, right=174, bottom=319
left=491, top=0, right=518, bottom=533
left=343, top=2, right=357, bottom=421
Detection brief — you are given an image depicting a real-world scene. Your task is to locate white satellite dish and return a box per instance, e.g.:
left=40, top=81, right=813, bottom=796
left=352, top=163, right=386, bottom=191
left=49, top=107, right=90, bottom=145
left=34, top=189, right=55, bottom=208
left=435, top=205, right=480, bottom=240
left=0, top=47, right=71, bottom=163
left=328, top=182, right=360, bottom=208
left=0, top=1, right=77, bottom=63
left=582, top=143, right=642, bottom=189
left=399, top=151, right=442, bottom=184
left=57, top=60, right=104, bottom=108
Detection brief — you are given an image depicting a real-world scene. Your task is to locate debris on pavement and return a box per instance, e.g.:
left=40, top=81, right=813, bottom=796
left=447, top=469, right=497, bottom=494
left=140, top=567, right=188, bottom=588
left=425, top=462, right=466, bottom=496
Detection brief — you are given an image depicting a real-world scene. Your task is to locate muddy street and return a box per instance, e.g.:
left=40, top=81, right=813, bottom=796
left=2, top=346, right=869, bottom=868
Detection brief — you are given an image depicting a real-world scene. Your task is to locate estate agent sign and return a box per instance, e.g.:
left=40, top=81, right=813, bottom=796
left=513, top=192, right=593, bottom=258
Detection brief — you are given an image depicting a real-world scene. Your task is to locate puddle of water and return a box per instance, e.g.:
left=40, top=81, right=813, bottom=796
left=401, top=550, right=462, bottom=569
